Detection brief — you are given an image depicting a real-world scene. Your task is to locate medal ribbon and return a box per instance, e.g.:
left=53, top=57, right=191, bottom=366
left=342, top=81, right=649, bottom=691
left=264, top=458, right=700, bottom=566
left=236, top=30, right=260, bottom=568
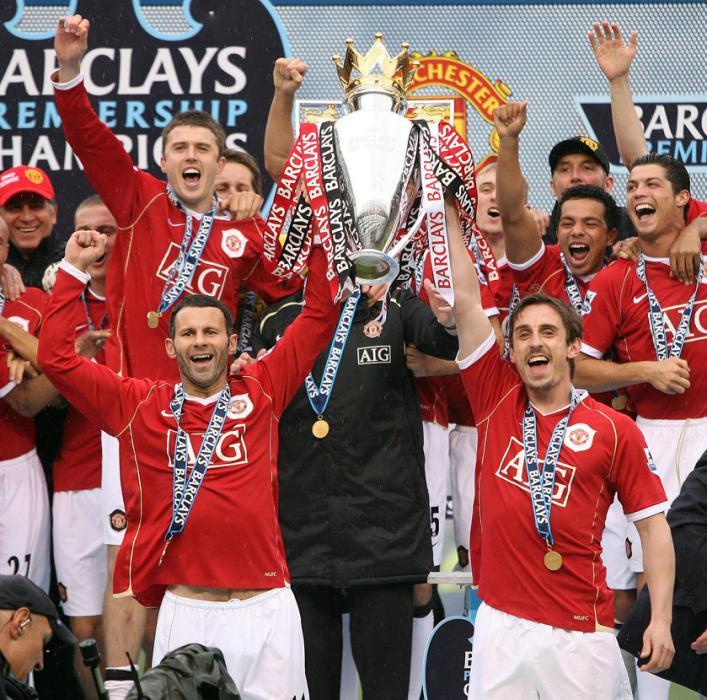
left=304, top=288, right=360, bottom=417
left=80, top=288, right=108, bottom=332
left=559, top=253, right=585, bottom=312
left=0, top=290, right=6, bottom=316
left=522, top=388, right=582, bottom=547
left=636, top=254, right=703, bottom=360
left=157, top=187, right=216, bottom=316
left=164, top=382, right=231, bottom=547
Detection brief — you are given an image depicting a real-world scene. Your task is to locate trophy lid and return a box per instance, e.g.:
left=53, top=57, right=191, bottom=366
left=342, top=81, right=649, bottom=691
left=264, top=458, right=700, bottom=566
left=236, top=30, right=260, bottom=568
left=333, top=33, right=419, bottom=106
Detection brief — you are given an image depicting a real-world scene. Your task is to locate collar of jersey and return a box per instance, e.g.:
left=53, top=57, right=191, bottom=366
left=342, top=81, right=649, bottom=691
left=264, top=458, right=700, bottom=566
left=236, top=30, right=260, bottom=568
left=183, top=390, right=221, bottom=405
left=528, top=388, right=587, bottom=416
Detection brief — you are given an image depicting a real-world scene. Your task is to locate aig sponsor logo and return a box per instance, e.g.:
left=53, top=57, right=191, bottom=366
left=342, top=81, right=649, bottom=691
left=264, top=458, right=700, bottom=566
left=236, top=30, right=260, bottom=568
left=166, top=425, right=248, bottom=468
left=496, top=437, right=576, bottom=507
left=156, top=242, right=228, bottom=298
left=357, top=345, right=391, bottom=365
left=658, top=297, right=707, bottom=344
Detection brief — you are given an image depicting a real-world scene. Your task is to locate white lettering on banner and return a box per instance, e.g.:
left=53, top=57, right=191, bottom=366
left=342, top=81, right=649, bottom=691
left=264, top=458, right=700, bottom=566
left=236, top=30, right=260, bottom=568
left=166, top=426, right=248, bottom=468
left=156, top=242, right=228, bottom=298
left=0, top=47, right=247, bottom=98
left=496, top=437, right=576, bottom=508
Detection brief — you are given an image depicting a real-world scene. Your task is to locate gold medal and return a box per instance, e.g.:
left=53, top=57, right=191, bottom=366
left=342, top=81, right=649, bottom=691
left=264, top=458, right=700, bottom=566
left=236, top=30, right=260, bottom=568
left=147, top=311, right=161, bottom=329
left=312, top=418, right=329, bottom=439
left=611, top=394, right=628, bottom=411
left=544, top=550, right=563, bottom=571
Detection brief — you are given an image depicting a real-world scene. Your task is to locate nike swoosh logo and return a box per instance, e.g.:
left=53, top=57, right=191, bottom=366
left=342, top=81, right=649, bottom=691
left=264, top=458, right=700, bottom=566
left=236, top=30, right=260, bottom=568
left=633, top=292, right=648, bottom=304
left=161, top=410, right=174, bottom=418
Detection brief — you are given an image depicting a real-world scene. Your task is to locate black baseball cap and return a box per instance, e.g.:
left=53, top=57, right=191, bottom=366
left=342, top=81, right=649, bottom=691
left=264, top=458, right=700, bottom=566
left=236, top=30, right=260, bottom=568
left=549, top=136, right=611, bottom=174
left=0, top=575, right=77, bottom=646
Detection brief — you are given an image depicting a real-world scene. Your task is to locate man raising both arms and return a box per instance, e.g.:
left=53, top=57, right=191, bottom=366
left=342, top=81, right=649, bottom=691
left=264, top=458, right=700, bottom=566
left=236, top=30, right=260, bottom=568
left=38, top=229, right=340, bottom=700
left=437, top=195, right=675, bottom=698
left=53, top=17, right=297, bottom=697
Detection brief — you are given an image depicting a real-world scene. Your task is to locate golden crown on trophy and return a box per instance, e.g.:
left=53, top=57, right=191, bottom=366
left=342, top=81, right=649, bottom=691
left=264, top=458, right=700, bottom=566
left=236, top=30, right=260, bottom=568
left=333, top=33, right=419, bottom=101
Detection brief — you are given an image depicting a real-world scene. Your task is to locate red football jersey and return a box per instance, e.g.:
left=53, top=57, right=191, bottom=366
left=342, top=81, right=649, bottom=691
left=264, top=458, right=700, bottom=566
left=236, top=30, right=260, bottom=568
left=0, top=288, right=48, bottom=460
left=508, top=243, right=594, bottom=304
left=459, top=334, right=667, bottom=632
left=582, top=252, right=707, bottom=420
left=413, top=248, right=498, bottom=426
left=54, top=76, right=299, bottom=381
left=38, top=248, right=337, bottom=607
left=52, top=288, right=107, bottom=492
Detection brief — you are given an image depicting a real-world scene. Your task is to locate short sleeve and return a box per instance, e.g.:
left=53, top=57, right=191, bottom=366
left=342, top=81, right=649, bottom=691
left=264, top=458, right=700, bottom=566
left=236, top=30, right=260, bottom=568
left=507, top=242, right=556, bottom=293
left=457, top=332, right=520, bottom=423
left=580, top=267, right=622, bottom=359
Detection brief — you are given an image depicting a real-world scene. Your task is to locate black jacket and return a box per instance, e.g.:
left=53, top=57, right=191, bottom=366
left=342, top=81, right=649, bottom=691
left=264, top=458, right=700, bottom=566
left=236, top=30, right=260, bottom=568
left=7, top=233, right=65, bottom=289
left=618, top=451, right=707, bottom=694
left=254, top=289, right=458, bottom=587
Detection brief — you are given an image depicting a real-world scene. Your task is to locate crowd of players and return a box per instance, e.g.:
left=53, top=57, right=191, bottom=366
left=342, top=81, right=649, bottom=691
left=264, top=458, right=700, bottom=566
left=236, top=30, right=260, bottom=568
left=0, top=14, right=706, bottom=700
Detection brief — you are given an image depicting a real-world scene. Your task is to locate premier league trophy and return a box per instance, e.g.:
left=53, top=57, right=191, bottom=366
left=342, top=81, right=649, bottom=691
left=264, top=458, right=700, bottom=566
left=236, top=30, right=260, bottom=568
left=262, top=34, right=476, bottom=299
left=331, top=34, right=421, bottom=285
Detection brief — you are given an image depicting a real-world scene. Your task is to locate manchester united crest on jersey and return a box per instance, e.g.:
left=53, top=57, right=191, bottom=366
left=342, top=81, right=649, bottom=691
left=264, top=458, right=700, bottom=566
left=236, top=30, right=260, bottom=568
left=363, top=320, right=383, bottom=338
left=227, top=393, right=253, bottom=419
left=221, top=229, right=248, bottom=259
left=563, top=423, right=597, bottom=452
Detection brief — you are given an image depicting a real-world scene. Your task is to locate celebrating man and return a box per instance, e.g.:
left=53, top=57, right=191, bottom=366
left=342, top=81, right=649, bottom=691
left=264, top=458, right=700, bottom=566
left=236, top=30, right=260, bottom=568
left=38, top=229, right=339, bottom=699
left=439, top=196, right=675, bottom=698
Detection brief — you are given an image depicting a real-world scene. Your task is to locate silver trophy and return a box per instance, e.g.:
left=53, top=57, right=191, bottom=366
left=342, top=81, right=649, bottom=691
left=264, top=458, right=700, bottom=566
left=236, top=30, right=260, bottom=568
left=333, top=35, right=423, bottom=285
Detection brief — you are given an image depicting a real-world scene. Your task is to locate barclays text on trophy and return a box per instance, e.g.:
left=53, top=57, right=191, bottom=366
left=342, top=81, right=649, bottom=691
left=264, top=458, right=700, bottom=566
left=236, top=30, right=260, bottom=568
left=261, top=34, right=481, bottom=304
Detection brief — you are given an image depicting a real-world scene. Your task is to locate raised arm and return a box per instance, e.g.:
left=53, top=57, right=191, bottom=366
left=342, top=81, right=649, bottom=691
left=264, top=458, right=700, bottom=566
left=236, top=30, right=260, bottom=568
left=53, top=16, right=141, bottom=225
left=37, top=231, right=152, bottom=435
left=443, top=197, right=493, bottom=359
left=588, top=21, right=647, bottom=167
left=493, top=102, right=541, bottom=264
left=250, top=244, right=339, bottom=415
left=263, top=58, right=307, bottom=180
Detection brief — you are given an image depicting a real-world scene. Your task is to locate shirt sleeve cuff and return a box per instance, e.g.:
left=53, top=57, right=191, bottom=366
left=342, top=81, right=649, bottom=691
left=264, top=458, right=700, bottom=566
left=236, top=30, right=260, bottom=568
left=625, top=501, right=669, bottom=523
left=59, top=259, right=91, bottom=284
left=580, top=342, right=603, bottom=359
left=0, top=381, right=17, bottom=399
left=506, top=241, right=545, bottom=272
left=456, top=331, right=496, bottom=370
left=51, top=71, right=84, bottom=90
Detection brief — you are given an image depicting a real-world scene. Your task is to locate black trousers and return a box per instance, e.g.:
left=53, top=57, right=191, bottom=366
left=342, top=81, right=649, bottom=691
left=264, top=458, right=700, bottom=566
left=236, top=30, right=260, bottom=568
left=293, top=583, right=414, bottom=700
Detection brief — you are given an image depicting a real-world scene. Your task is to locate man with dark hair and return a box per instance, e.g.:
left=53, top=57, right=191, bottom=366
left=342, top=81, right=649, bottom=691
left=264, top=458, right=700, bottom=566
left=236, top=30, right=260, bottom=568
left=438, top=196, right=675, bottom=698
left=576, top=156, right=707, bottom=624
left=214, top=149, right=264, bottom=223
left=53, top=17, right=299, bottom=697
left=0, top=166, right=64, bottom=288
left=494, top=102, right=619, bottom=313
left=161, top=110, right=226, bottom=156
left=38, top=228, right=339, bottom=700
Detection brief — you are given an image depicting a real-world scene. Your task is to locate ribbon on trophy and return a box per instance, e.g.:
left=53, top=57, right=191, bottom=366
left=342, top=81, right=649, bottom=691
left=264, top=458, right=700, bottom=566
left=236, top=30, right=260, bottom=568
left=236, top=291, right=258, bottom=356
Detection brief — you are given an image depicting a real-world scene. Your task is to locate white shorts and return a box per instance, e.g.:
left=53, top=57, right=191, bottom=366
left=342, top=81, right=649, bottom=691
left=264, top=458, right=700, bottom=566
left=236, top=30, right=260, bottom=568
left=53, top=488, right=107, bottom=617
left=449, top=424, right=477, bottom=556
left=0, top=449, right=51, bottom=592
left=601, top=495, right=635, bottom=590
left=469, top=602, right=632, bottom=700
left=627, top=416, right=707, bottom=573
left=153, top=588, right=308, bottom=700
left=101, top=432, right=126, bottom=546
left=422, top=420, right=450, bottom=567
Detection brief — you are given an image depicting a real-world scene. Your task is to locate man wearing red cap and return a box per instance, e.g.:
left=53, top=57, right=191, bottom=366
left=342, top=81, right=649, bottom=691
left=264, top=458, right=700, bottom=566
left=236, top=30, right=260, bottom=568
left=0, top=166, right=64, bottom=289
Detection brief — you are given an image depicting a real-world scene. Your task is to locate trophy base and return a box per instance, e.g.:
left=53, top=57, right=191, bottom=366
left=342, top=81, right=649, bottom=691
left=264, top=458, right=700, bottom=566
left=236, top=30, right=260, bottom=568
left=349, top=249, right=400, bottom=286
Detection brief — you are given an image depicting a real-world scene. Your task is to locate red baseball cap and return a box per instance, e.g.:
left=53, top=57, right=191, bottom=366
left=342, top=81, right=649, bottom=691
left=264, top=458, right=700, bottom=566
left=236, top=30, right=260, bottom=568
left=0, top=166, right=56, bottom=207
